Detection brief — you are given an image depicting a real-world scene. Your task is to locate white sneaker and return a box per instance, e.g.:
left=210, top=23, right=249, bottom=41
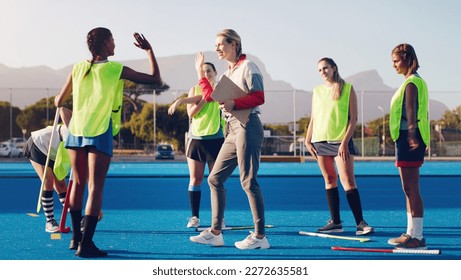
left=234, top=233, right=270, bottom=250
left=45, top=219, right=59, bottom=233
left=190, top=228, right=224, bottom=246
left=187, top=216, right=200, bottom=228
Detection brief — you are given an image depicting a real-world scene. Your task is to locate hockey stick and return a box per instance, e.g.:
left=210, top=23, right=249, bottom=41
left=196, top=225, right=274, bottom=232
left=299, top=231, right=370, bottom=242
left=58, top=169, right=72, bottom=233
left=36, top=108, right=61, bottom=213
left=332, top=246, right=441, bottom=255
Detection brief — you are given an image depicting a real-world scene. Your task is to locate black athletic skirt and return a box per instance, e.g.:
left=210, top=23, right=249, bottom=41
left=23, top=137, right=55, bottom=168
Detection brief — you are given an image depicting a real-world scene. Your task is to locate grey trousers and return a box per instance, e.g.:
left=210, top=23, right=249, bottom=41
left=207, top=114, right=266, bottom=235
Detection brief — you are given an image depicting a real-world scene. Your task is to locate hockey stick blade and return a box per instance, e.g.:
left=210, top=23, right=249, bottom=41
left=332, top=246, right=441, bottom=255
left=299, top=231, right=370, bottom=242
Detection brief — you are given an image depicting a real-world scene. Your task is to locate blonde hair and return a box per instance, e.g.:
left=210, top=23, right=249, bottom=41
left=217, top=29, right=242, bottom=58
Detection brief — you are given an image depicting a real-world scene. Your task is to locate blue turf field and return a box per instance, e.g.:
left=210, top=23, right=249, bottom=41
left=0, top=161, right=460, bottom=260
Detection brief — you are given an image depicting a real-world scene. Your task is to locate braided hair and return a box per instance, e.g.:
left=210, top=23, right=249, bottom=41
left=84, top=27, right=113, bottom=77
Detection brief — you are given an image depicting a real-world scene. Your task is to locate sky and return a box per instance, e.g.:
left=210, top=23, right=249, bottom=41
left=2, top=0, right=461, bottom=108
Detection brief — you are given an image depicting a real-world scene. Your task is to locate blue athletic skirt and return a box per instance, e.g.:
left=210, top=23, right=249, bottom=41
left=65, top=122, right=113, bottom=157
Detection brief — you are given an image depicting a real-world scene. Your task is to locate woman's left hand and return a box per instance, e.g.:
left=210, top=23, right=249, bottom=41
left=219, top=100, right=235, bottom=113
left=338, top=143, right=350, bottom=163
left=133, top=33, right=152, bottom=50
left=407, top=132, right=419, bottom=151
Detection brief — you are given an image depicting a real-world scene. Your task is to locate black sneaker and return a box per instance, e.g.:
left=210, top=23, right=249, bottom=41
left=318, top=220, right=343, bottom=233
left=75, top=242, right=107, bottom=258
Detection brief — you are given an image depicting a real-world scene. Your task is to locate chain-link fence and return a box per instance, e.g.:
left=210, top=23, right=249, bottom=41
left=1, top=88, right=460, bottom=157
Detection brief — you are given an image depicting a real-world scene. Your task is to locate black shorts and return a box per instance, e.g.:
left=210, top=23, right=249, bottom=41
left=186, top=138, right=224, bottom=163
left=395, top=129, right=426, bottom=167
left=312, top=139, right=356, bottom=157
left=23, top=137, right=55, bottom=168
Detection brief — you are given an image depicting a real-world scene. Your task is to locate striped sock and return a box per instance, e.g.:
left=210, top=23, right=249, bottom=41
left=58, top=192, right=67, bottom=206
left=41, top=190, right=55, bottom=222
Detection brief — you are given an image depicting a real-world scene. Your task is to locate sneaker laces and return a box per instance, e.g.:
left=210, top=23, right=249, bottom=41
left=200, top=228, right=212, bottom=236
left=247, top=231, right=265, bottom=241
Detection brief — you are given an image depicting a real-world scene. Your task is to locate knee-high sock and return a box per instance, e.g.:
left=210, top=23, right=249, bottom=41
left=326, top=188, right=341, bottom=224
left=406, top=212, right=413, bottom=235
left=346, top=188, right=364, bottom=225
left=42, top=190, right=54, bottom=222
left=81, top=215, right=99, bottom=245
left=70, top=210, right=82, bottom=242
left=188, top=185, right=201, bottom=217
left=58, top=192, right=67, bottom=207
left=412, top=217, right=424, bottom=239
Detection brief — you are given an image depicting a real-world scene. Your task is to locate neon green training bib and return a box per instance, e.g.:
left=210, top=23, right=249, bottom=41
left=389, top=74, right=430, bottom=145
left=70, top=61, right=124, bottom=137
left=190, top=85, right=222, bottom=136
left=311, top=83, right=351, bottom=142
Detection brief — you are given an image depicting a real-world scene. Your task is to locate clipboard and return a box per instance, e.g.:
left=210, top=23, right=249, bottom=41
left=211, top=75, right=252, bottom=124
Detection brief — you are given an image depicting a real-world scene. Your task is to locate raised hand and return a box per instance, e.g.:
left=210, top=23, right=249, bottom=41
left=133, top=33, right=152, bottom=50
left=195, top=52, right=204, bottom=73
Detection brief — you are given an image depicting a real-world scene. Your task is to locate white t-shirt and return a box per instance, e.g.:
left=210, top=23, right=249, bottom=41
left=31, top=125, right=69, bottom=160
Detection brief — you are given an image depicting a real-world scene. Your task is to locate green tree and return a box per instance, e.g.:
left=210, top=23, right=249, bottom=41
left=365, top=114, right=392, bottom=155
left=263, top=124, right=290, bottom=135
left=439, top=106, right=461, bottom=130
left=127, top=102, right=189, bottom=151
left=0, top=101, right=22, bottom=141
left=16, top=97, right=72, bottom=137
left=123, top=81, right=170, bottom=115
left=297, top=116, right=310, bottom=136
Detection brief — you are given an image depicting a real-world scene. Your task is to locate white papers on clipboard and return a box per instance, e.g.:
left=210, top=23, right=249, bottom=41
left=211, top=75, right=252, bottom=124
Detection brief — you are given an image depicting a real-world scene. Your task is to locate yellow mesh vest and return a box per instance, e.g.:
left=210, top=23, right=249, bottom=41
left=389, top=75, right=430, bottom=145
left=311, top=83, right=351, bottom=142
left=190, top=85, right=221, bottom=136
left=70, top=61, right=124, bottom=137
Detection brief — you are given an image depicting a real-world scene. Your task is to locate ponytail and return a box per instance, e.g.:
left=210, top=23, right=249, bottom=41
left=318, top=57, right=344, bottom=100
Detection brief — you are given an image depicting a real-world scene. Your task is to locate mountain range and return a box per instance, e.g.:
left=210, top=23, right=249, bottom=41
left=0, top=52, right=448, bottom=124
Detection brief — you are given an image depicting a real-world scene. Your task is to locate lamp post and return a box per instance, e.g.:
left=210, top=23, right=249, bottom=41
left=377, top=106, right=385, bottom=156
left=360, top=90, right=364, bottom=157
left=293, top=90, right=297, bottom=156
left=153, top=90, right=157, bottom=152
